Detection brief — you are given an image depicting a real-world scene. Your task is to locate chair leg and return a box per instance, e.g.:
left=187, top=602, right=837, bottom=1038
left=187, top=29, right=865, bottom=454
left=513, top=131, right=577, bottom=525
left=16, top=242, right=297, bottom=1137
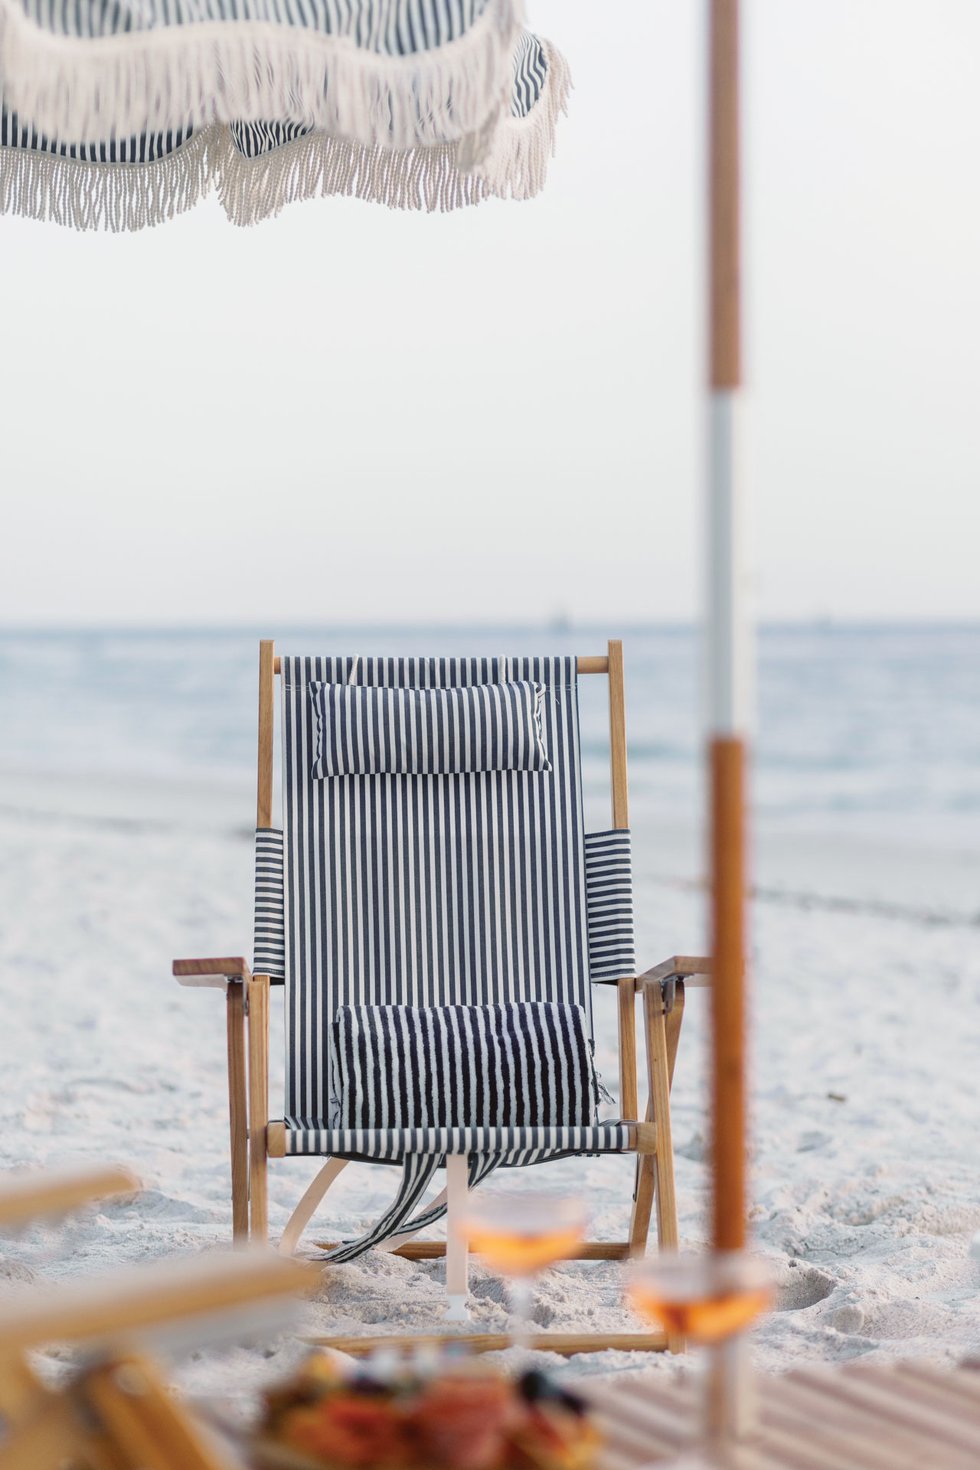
left=665, top=979, right=686, bottom=1088
left=278, top=1158, right=349, bottom=1256
left=645, top=985, right=679, bottom=1254
left=630, top=981, right=685, bottom=1258
left=248, top=976, right=270, bottom=1243
left=444, top=1155, right=470, bottom=1322
left=226, top=983, right=249, bottom=1244
left=629, top=1137, right=656, bottom=1256
left=642, top=983, right=684, bottom=1353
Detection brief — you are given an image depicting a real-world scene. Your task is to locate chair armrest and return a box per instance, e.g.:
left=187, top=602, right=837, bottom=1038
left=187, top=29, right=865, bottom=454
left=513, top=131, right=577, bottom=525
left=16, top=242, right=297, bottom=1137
left=637, top=955, right=712, bottom=989
left=173, top=957, right=252, bottom=988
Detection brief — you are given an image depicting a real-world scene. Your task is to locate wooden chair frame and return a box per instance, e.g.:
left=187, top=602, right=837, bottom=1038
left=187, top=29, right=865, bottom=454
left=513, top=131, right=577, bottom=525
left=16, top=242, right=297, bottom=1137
left=0, top=1169, right=314, bottom=1470
left=173, top=639, right=711, bottom=1355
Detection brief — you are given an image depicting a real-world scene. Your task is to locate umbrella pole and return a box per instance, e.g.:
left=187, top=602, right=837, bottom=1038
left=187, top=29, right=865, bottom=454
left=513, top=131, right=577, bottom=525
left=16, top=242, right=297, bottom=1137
left=705, top=0, right=752, bottom=1443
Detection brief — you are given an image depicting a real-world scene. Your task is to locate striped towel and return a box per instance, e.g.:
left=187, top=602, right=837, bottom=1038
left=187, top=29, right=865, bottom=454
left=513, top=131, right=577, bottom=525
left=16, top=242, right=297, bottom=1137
left=329, top=1001, right=600, bottom=1130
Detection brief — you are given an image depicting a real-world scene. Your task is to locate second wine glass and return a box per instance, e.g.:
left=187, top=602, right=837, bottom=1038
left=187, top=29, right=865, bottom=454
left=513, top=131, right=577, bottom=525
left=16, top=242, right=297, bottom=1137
left=457, top=1191, right=587, bottom=1350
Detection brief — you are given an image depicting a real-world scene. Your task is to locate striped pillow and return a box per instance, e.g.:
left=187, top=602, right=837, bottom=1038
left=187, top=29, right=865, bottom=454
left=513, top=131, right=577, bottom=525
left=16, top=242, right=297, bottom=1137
left=310, top=680, right=551, bottom=777
left=329, top=1002, right=599, bottom=1130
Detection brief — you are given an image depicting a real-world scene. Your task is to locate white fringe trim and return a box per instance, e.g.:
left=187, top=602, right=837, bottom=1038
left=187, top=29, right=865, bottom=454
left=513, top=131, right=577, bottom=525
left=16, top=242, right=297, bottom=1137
left=0, top=127, right=214, bottom=230
left=469, top=38, right=570, bottom=199
left=0, top=34, right=568, bottom=231
left=0, top=0, right=522, bottom=152
left=217, top=36, right=569, bottom=225
left=218, top=129, right=487, bottom=221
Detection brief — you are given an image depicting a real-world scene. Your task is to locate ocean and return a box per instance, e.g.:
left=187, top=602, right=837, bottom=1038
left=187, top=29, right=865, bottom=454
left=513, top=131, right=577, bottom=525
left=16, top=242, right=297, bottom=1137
left=1, top=623, right=977, bottom=924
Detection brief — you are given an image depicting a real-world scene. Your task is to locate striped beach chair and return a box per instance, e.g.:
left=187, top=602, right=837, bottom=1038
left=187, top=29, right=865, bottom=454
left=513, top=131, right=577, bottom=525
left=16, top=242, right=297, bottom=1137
left=174, top=641, right=708, bottom=1353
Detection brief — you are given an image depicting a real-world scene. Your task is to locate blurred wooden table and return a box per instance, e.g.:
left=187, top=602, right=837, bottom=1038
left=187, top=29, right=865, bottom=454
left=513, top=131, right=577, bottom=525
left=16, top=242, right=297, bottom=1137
left=582, top=1360, right=980, bottom=1470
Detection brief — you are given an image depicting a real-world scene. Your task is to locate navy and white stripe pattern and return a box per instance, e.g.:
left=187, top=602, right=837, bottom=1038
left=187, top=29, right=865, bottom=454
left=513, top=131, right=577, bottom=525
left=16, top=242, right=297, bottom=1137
left=253, top=828, right=286, bottom=980
left=311, top=680, right=550, bottom=778
left=0, top=97, right=194, bottom=162
left=584, top=830, right=636, bottom=982
left=321, top=1152, right=440, bottom=1261
left=281, top=656, right=591, bottom=1143
left=510, top=31, right=547, bottom=119
left=329, top=1002, right=597, bottom=1131
left=10, top=0, right=494, bottom=46
left=284, top=1122, right=633, bottom=1163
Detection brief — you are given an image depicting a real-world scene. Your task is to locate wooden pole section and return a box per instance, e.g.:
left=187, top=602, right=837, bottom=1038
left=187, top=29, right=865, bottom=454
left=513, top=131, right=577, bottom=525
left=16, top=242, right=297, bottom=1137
left=710, top=0, right=741, bottom=392
left=226, top=984, right=249, bottom=1242
left=250, top=638, right=275, bottom=1241
left=257, top=640, right=275, bottom=830
left=709, top=739, right=746, bottom=1251
left=707, top=0, right=747, bottom=1257
left=608, top=640, right=639, bottom=1123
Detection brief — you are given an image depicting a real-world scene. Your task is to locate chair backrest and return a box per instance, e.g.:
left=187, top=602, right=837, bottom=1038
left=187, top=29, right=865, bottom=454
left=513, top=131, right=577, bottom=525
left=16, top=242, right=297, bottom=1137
left=277, top=656, right=593, bottom=1125
left=250, top=647, right=636, bottom=1126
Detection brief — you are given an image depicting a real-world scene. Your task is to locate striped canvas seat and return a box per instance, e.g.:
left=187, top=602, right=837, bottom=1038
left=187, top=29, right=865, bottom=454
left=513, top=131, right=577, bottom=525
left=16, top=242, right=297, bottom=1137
left=247, top=654, right=637, bottom=1258
left=269, top=657, right=633, bottom=1151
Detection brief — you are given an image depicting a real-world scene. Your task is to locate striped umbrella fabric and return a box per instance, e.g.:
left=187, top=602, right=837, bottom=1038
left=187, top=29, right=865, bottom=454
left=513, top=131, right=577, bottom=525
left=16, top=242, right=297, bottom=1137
left=0, top=0, right=521, bottom=145
left=0, top=27, right=567, bottom=229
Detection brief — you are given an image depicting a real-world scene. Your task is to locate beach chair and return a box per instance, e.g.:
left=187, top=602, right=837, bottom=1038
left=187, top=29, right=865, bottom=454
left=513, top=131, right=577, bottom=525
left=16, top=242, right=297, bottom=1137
left=173, top=641, right=709, bottom=1354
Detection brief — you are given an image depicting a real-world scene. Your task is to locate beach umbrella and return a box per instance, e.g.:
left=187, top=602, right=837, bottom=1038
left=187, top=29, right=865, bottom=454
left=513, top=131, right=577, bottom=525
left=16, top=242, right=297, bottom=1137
left=705, top=0, right=752, bottom=1438
left=0, top=4, right=568, bottom=229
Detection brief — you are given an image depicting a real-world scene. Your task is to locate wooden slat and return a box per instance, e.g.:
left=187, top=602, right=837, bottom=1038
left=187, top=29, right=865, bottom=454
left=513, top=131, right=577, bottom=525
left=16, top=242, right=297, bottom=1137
left=617, top=979, right=638, bottom=1121
left=585, top=1363, right=980, bottom=1470
left=709, top=0, right=741, bottom=390
left=607, top=639, right=629, bottom=829
left=628, top=1151, right=655, bottom=1258
left=791, top=1364, right=980, bottom=1459
left=766, top=1377, right=915, bottom=1470
left=83, top=1355, right=237, bottom=1470
left=173, top=958, right=250, bottom=980
left=893, top=1361, right=980, bottom=1410
left=583, top=1378, right=694, bottom=1458
left=644, top=986, right=679, bottom=1255
left=0, top=1250, right=315, bottom=1353
left=248, top=974, right=271, bottom=1241
left=665, top=979, right=686, bottom=1087
left=226, top=984, right=249, bottom=1242
left=775, top=1371, right=978, bottom=1470
left=709, top=736, right=747, bottom=1254
left=314, top=1240, right=634, bottom=1261
left=0, top=1394, right=86, bottom=1470
left=638, top=956, right=712, bottom=986
left=313, top=1331, right=668, bottom=1357
left=0, top=1165, right=137, bottom=1228
left=0, top=1353, right=48, bottom=1422
left=257, top=640, right=275, bottom=830
left=272, top=655, right=611, bottom=675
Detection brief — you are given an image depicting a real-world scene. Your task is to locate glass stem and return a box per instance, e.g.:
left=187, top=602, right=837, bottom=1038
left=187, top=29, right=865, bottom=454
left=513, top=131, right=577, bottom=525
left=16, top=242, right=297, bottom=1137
left=508, top=1276, right=534, bottom=1353
left=704, top=1335, right=756, bottom=1445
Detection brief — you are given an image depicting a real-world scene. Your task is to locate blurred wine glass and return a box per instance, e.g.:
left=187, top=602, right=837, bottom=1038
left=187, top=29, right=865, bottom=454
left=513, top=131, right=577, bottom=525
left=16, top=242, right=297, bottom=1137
left=458, top=1191, right=587, bottom=1350
left=629, top=1251, right=775, bottom=1460
left=629, top=1251, right=773, bottom=1347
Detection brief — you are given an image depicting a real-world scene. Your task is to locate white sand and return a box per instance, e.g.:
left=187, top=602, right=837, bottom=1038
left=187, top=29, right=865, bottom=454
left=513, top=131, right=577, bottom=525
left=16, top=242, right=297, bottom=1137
left=2, top=776, right=980, bottom=1410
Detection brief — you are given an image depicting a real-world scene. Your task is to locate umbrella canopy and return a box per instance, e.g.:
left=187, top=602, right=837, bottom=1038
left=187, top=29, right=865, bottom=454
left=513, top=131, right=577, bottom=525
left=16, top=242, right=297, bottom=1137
left=1, top=0, right=520, bottom=146
left=0, top=6, right=568, bottom=230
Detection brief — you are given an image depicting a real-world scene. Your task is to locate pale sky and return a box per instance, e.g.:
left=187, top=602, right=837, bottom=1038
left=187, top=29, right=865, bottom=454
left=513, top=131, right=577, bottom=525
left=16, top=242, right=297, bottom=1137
left=1, top=1, right=978, bottom=627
